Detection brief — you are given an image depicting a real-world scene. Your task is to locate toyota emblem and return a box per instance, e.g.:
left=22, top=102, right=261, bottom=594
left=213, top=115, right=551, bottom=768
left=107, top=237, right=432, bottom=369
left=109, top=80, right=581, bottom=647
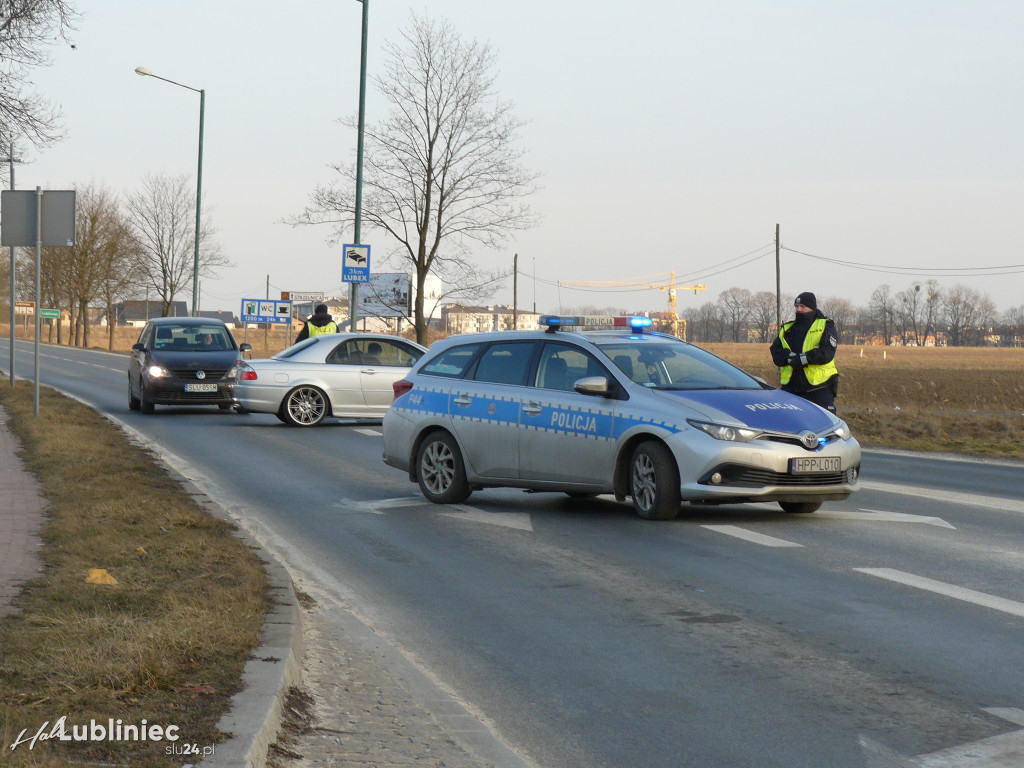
left=800, top=431, right=818, bottom=449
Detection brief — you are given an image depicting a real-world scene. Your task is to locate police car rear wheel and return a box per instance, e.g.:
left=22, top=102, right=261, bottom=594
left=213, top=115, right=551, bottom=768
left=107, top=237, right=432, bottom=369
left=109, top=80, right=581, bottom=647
left=417, top=432, right=470, bottom=504
left=630, top=441, right=681, bottom=521
left=282, top=386, right=327, bottom=427
left=779, top=501, right=822, bottom=514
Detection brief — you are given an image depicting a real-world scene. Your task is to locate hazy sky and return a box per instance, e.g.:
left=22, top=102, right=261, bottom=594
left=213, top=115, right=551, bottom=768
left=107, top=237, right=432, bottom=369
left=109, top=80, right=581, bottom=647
left=14, top=0, right=1024, bottom=318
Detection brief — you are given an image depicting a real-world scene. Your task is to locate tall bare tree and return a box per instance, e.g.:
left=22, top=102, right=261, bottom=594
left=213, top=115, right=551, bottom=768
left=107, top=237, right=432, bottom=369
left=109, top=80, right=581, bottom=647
left=868, top=284, right=896, bottom=345
left=718, top=287, right=752, bottom=342
left=0, top=0, right=78, bottom=149
left=819, top=296, right=855, bottom=344
left=748, top=290, right=776, bottom=342
left=36, top=183, right=137, bottom=347
left=894, top=282, right=924, bottom=345
left=125, top=173, right=227, bottom=317
left=943, top=284, right=995, bottom=346
left=296, top=12, right=539, bottom=344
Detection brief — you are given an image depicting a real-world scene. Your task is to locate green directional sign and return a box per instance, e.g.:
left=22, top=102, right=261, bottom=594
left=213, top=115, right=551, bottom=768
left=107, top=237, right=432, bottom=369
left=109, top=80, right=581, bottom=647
left=40, top=308, right=60, bottom=319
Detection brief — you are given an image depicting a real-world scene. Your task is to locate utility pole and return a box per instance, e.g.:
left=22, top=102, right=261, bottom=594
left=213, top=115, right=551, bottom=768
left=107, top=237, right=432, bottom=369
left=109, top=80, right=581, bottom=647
left=513, top=253, right=518, bottom=329
left=4, top=140, right=20, bottom=385
left=775, top=223, right=781, bottom=334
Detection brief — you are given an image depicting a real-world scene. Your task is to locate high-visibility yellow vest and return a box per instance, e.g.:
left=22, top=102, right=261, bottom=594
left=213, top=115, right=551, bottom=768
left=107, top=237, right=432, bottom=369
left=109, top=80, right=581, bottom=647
left=779, top=318, right=838, bottom=387
left=309, top=321, right=337, bottom=336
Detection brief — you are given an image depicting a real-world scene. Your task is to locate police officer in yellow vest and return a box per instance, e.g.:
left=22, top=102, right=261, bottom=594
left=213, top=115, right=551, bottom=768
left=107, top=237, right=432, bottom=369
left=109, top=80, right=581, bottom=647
left=296, top=303, right=339, bottom=342
left=769, top=291, right=840, bottom=413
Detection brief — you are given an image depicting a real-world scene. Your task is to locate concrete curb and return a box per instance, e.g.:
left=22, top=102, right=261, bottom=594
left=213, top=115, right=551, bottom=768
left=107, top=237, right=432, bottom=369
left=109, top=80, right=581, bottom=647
left=200, top=555, right=304, bottom=768
left=140, top=450, right=306, bottom=768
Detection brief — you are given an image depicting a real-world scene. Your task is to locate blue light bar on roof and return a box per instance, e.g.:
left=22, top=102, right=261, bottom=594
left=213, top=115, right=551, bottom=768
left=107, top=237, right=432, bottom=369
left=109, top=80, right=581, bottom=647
left=539, top=315, right=653, bottom=332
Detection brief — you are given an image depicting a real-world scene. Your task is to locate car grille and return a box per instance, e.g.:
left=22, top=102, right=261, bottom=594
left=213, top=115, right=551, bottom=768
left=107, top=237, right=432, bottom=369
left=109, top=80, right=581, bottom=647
left=762, top=433, right=842, bottom=449
left=170, top=367, right=231, bottom=380
left=700, top=463, right=851, bottom=488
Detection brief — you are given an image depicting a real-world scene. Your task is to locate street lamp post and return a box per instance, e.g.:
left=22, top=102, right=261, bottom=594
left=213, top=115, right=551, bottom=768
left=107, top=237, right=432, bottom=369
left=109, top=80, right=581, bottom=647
left=350, top=0, right=369, bottom=332
left=135, top=66, right=205, bottom=317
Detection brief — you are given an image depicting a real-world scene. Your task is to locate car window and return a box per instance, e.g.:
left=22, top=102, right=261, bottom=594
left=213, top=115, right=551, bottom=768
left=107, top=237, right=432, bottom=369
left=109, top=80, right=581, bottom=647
left=600, top=341, right=762, bottom=390
left=535, top=342, right=607, bottom=392
left=275, top=338, right=321, bottom=359
left=419, top=342, right=485, bottom=379
left=471, top=342, right=535, bottom=386
left=329, top=338, right=422, bottom=366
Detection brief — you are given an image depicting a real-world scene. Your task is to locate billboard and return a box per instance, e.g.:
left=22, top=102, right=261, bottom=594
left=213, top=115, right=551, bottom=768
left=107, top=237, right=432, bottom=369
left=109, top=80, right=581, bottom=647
left=359, top=273, right=411, bottom=319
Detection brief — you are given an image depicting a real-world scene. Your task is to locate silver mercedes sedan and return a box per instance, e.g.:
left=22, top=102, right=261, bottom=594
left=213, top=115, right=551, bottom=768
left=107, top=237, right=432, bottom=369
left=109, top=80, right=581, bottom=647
left=235, top=333, right=426, bottom=426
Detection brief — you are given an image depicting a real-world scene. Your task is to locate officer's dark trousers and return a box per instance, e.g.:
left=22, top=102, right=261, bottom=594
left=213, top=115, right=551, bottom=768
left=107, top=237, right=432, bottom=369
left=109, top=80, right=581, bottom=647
left=785, top=385, right=837, bottom=414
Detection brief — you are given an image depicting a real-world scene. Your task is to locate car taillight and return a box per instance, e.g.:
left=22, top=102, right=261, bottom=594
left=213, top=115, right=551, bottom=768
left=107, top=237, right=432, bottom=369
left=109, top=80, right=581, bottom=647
left=241, top=367, right=258, bottom=381
left=392, top=378, right=413, bottom=400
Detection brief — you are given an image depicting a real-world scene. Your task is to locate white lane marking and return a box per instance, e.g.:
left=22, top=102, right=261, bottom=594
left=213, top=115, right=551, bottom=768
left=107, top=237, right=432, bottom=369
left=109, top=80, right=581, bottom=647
left=354, top=428, right=382, bottom=437
left=860, top=480, right=1024, bottom=515
left=912, top=708, right=1024, bottom=767
left=854, top=568, right=1024, bottom=618
left=701, top=525, right=803, bottom=548
left=812, top=508, right=955, bottom=529
left=985, top=707, right=1024, bottom=727
left=441, top=506, right=534, bottom=531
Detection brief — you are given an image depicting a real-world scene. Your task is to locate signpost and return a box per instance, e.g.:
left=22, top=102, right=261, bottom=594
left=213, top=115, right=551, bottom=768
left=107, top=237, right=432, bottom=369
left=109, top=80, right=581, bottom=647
left=40, top=309, right=60, bottom=319
left=342, top=244, right=371, bottom=285
left=359, top=273, right=411, bottom=319
left=1, top=188, right=76, bottom=415
left=240, top=299, right=292, bottom=325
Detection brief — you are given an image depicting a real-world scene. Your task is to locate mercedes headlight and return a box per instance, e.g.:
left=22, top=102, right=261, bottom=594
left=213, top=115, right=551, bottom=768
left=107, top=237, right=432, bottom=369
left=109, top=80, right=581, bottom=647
left=688, top=419, right=761, bottom=443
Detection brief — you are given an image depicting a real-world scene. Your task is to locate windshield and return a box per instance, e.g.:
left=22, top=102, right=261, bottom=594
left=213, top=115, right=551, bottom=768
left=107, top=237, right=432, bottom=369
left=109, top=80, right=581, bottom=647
left=152, top=325, right=235, bottom=351
left=599, top=340, right=763, bottom=390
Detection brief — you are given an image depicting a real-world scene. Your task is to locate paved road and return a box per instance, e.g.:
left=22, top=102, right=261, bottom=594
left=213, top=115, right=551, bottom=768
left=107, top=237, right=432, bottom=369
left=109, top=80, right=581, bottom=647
left=4, top=339, right=1024, bottom=768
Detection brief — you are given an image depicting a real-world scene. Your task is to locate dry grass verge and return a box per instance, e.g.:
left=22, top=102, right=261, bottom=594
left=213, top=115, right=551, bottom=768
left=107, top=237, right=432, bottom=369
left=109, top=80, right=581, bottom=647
left=0, top=382, right=268, bottom=767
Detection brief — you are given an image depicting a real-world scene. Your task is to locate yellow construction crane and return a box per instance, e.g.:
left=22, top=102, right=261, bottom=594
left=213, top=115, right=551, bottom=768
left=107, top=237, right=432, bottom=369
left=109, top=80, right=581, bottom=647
left=560, top=271, right=707, bottom=336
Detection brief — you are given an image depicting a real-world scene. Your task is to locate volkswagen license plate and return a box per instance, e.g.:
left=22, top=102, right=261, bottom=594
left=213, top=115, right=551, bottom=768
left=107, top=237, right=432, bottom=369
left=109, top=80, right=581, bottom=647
left=185, top=383, right=218, bottom=393
left=790, top=456, right=841, bottom=474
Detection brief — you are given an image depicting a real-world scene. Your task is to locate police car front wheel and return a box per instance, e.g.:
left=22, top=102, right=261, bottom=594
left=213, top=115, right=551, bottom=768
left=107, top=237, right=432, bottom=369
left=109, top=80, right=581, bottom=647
left=416, top=431, right=471, bottom=504
left=629, top=441, right=681, bottom=521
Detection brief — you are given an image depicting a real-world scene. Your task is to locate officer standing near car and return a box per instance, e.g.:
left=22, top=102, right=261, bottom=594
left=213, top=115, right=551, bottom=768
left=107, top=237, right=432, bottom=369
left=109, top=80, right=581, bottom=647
left=770, top=291, right=840, bottom=413
left=296, top=303, right=339, bottom=342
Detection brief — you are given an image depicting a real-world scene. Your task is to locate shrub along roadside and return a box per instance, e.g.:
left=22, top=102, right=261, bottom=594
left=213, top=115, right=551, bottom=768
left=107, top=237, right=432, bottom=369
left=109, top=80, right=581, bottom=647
left=0, top=381, right=268, bottom=767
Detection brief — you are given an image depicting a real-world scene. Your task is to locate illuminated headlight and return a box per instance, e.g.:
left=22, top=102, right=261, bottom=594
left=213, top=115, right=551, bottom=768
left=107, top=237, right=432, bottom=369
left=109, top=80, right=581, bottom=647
left=147, top=364, right=170, bottom=378
left=688, top=419, right=760, bottom=443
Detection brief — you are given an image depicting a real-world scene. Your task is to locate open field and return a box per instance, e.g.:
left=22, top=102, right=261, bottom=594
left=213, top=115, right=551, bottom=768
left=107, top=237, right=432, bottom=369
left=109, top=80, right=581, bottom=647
left=0, top=382, right=268, bottom=767
left=3, top=329, right=1023, bottom=460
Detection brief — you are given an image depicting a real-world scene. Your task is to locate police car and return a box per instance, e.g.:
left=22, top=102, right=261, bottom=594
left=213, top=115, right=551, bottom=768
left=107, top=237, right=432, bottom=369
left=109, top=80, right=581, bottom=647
left=381, top=316, right=861, bottom=520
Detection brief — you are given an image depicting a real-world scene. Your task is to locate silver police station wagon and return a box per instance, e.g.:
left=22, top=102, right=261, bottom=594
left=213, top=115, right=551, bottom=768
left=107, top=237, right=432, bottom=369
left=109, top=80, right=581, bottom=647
left=382, top=316, right=861, bottom=520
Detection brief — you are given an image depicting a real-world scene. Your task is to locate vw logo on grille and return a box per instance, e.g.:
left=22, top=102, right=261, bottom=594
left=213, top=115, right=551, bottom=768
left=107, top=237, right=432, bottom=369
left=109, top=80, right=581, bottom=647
left=196, top=371, right=207, bottom=380
left=800, top=431, right=818, bottom=449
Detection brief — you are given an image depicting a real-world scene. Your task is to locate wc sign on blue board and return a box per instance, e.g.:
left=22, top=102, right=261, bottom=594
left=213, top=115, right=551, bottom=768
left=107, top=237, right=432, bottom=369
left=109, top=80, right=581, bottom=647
left=342, top=244, right=370, bottom=283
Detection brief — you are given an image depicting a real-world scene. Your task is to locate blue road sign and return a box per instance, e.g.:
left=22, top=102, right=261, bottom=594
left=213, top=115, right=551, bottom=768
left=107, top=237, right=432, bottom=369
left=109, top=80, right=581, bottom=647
left=241, top=299, right=292, bottom=324
left=342, top=243, right=371, bottom=283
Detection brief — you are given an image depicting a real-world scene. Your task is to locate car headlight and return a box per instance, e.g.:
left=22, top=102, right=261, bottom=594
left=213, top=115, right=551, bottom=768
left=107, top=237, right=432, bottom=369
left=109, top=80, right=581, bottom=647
left=688, top=419, right=761, bottom=443
left=147, top=364, right=170, bottom=378
left=826, top=420, right=852, bottom=441
left=227, top=365, right=239, bottom=379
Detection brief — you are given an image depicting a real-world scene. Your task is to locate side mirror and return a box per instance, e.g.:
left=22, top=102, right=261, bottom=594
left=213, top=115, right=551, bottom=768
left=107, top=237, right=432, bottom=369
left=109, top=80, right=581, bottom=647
left=239, top=342, right=252, bottom=359
left=131, top=342, right=145, bottom=352
left=574, top=376, right=613, bottom=397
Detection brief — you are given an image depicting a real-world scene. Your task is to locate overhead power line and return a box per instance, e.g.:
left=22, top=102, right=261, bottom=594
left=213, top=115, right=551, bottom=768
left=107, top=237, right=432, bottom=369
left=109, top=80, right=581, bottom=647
left=782, top=247, right=1024, bottom=277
